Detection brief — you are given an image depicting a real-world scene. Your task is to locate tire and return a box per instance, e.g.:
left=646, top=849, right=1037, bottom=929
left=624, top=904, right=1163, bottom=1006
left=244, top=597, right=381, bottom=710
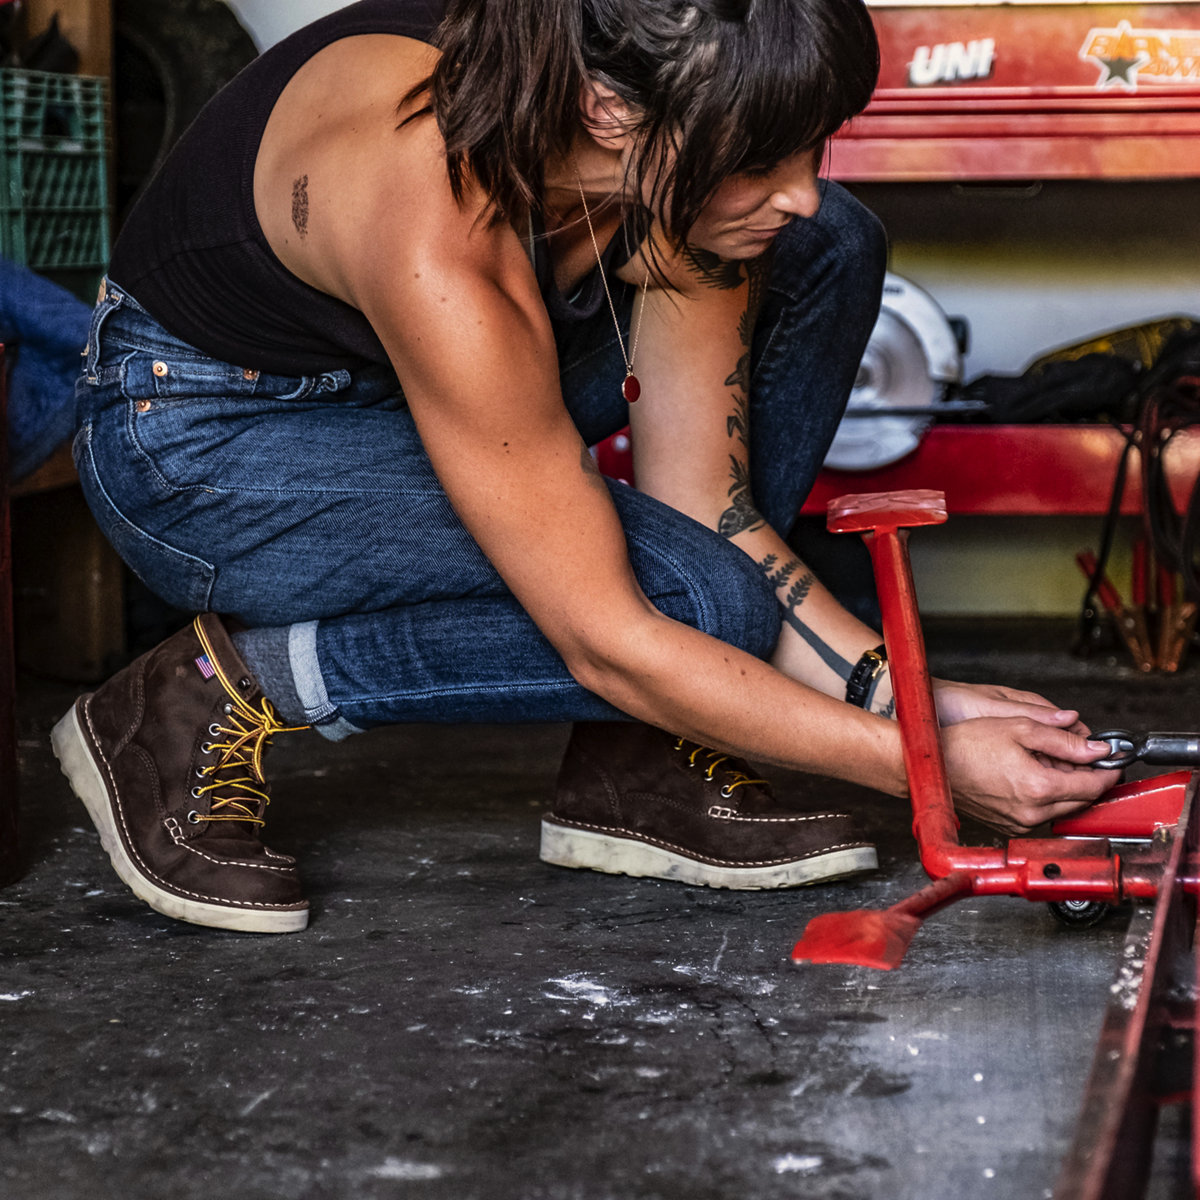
left=1048, top=899, right=1115, bottom=930
left=113, top=0, right=258, bottom=219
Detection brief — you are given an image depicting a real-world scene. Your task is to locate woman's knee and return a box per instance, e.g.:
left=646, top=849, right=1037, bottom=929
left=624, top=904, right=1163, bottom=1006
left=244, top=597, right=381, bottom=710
left=692, top=539, right=780, bottom=659
left=619, top=498, right=780, bottom=659
left=769, top=181, right=887, bottom=306
left=813, top=181, right=887, bottom=281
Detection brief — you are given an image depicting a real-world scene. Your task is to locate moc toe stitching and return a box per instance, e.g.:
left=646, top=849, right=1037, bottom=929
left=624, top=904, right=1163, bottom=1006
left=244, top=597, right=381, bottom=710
left=176, top=842, right=299, bottom=876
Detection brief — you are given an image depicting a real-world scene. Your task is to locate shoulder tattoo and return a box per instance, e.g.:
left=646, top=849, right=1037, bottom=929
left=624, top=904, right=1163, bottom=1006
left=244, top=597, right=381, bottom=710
left=292, top=174, right=310, bottom=240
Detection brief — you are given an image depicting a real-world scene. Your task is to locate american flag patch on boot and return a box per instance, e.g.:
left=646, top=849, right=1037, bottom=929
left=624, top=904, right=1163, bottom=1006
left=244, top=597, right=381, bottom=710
left=194, top=653, right=216, bottom=680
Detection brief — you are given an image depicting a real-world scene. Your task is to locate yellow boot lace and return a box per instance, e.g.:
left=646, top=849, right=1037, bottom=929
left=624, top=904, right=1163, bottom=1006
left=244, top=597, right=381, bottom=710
left=187, top=616, right=309, bottom=828
left=672, top=738, right=769, bottom=799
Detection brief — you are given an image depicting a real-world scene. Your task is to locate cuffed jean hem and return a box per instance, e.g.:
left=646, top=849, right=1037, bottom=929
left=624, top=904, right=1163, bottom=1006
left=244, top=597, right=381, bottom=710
left=289, top=621, right=364, bottom=741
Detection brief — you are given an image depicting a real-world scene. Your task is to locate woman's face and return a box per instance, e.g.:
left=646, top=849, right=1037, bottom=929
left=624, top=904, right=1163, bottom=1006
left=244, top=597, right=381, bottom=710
left=685, top=147, right=824, bottom=260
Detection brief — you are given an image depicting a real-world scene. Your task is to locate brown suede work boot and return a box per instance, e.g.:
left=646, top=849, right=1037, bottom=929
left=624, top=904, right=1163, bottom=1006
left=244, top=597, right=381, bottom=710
left=541, top=721, right=877, bottom=889
left=52, top=613, right=310, bottom=932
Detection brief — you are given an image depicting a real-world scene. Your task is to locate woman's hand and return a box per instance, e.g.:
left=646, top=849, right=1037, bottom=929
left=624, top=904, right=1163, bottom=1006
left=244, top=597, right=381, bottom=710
left=941, top=716, right=1114, bottom=836
left=932, top=677, right=1090, bottom=736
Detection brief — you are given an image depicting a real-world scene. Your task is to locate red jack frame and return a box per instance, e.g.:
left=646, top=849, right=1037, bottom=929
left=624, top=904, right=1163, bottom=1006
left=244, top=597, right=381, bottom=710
left=790, top=490, right=1200, bottom=1199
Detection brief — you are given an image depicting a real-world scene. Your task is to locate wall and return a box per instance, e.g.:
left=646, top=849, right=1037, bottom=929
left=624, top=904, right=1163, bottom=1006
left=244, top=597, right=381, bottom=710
left=176, top=5, right=1200, bottom=618
left=25, top=0, right=111, bottom=75
left=221, top=0, right=347, bottom=49
left=847, top=179, right=1200, bottom=615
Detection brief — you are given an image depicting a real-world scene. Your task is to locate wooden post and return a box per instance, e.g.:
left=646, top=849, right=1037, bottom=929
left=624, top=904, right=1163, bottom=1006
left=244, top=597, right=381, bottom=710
left=24, top=0, right=113, bottom=79
left=0, top=346, right=21, bottom=886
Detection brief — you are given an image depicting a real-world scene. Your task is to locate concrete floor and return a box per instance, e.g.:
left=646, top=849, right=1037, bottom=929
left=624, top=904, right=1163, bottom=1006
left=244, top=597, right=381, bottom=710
left=3, top=621, right=1196, bottom=1199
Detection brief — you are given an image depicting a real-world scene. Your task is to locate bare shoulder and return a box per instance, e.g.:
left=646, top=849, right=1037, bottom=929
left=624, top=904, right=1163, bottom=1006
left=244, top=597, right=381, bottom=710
left=254, top=34, right=523, bottom=307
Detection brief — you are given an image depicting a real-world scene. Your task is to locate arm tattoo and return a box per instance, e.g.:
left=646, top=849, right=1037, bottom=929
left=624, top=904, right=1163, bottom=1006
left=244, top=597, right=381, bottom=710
left=719, top=255, right=770, bottom=508
left=757, top=553, right=802, bottom=591
left=781, top=604, right=855, bottom=681
left=725, top=353, right=752, bottom=397
left=785, top=571, right=814, bottom=610
left=726, top=392, right=750, bottom=448
left=718, top=457, right=764, bottom=537
left=760, top=554, right=856, bottom=682
left=738, top=252, right=772, bottom=348
left=292, top=174, right=310, bottom=239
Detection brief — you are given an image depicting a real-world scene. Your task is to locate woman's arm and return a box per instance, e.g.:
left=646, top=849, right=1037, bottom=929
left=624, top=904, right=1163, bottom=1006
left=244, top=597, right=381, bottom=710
left=301, top=106, right=1108, bottom=831
left=319, top=129, right=910, bottom=796
left=624, top=233, right=1112, bottom=831
left=627, top=241, right=896, bottom=711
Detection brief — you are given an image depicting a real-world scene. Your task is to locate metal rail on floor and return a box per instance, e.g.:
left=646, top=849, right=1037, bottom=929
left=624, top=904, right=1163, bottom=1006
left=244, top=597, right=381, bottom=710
left=791, top=490, right=1200, bottom=1196
left=1055, top=775, right=1197, bottom=1200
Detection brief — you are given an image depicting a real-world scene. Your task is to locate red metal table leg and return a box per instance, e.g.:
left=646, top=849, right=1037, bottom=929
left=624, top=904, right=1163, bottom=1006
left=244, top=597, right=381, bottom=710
left=0, top=344, right=19, bottom=885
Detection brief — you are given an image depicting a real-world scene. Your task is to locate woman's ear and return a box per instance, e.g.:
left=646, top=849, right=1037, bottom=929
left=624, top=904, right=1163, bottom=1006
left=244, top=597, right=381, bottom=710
left=580, top=78, right=636, bottom=150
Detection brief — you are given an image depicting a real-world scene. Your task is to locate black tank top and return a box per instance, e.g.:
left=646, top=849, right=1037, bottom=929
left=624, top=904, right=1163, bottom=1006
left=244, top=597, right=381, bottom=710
left=108, top=0, right=637, bottom=376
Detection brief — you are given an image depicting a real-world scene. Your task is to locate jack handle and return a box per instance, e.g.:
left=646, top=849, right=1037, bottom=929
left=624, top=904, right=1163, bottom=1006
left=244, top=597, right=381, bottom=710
left=1090, top=730, right=1200, bottom=771
left=826, top=491, right=994, bottom=881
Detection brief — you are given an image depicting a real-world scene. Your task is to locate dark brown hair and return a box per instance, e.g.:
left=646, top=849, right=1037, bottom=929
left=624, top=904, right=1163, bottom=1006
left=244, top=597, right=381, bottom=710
left=410, top=0, right=879, bottom=240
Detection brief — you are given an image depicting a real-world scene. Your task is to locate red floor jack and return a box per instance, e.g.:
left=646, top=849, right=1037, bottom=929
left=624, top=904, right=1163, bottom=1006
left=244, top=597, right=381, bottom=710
left=791, top=491, right=1200, bottom=1200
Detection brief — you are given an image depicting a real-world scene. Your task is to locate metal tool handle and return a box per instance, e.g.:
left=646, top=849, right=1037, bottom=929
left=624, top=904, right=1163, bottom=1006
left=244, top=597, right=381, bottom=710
left=1092, top=729, right=1200, bottom=770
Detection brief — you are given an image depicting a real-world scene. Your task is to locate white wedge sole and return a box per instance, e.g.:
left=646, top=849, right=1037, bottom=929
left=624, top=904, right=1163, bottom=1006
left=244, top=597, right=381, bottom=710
left=51, top=703, right=308, bottom=933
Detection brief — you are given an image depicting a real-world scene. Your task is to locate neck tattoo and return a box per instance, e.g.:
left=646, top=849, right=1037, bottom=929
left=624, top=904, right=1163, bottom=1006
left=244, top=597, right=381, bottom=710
left=575, top=171, right=650, bottom=403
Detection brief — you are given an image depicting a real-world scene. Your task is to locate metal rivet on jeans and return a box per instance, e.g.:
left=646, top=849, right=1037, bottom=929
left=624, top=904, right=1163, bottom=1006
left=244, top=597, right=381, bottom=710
left=242, top=368, right=259, bottom=381
left=152, top=360, right=169, bottom=377
left=136, top=399, right=151, bottom=413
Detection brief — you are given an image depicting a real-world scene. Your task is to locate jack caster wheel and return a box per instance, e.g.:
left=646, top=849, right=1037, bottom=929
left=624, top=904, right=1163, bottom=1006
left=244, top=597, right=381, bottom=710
left=1049, top=899, right=1115, bottom=930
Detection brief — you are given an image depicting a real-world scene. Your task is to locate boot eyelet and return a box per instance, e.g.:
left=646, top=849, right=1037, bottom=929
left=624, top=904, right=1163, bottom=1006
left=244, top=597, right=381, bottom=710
left=187, top=811, right=202, bottom=824
left=200, top=742, right=214, bottom=754
left=222, top=702, right=234, bottom=715
left=720, top=785, right=735, bottom=798
left=237, top=676, right=251, bottom=690
left=208, top=724, right=222, bottom=737
left=195, top=766, right=208, bottom=779
left=191, top=787, right=204, bottom=800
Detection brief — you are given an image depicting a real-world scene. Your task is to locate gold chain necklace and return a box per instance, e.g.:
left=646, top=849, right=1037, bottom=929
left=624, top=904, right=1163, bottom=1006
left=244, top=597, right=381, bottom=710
left=575, top=171, right=650, bottom=403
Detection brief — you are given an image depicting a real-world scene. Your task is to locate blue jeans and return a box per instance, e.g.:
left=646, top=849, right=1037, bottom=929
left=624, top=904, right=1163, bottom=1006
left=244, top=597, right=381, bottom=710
left=74, top=182, right=886, bottom=733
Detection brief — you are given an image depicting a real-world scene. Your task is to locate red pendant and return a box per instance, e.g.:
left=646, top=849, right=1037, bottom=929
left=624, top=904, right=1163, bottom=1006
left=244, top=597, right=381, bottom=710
left=622, top=373, right=641, bottom=403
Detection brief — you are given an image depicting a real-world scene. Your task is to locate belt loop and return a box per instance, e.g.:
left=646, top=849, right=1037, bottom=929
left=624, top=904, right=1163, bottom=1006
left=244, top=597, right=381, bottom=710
left=84, top=278, right=126, bottom=383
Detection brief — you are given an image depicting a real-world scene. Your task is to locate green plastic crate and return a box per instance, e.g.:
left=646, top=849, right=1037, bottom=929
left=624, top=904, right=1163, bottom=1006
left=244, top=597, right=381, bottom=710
left=0, top=69, right=110, bottom=273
